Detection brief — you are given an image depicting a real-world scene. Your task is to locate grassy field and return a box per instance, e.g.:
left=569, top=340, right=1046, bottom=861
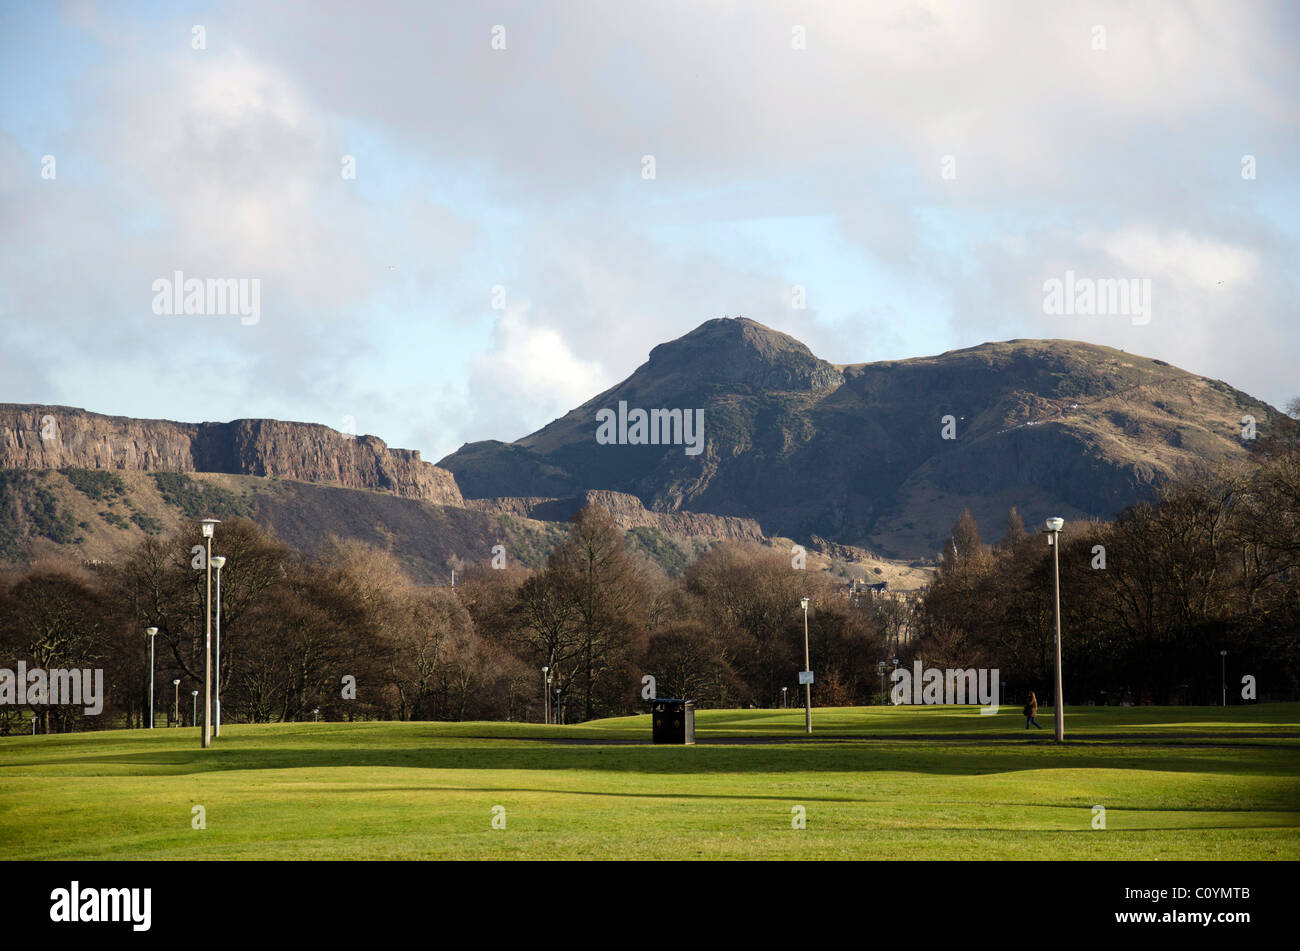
left=1, top=704, right=1297, bottom=860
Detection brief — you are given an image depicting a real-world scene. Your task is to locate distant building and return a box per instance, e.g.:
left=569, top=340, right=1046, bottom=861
left=844, top=577, right=891, bottom=605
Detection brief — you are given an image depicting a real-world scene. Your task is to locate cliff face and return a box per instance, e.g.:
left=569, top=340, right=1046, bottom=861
left=467, top=489, right=764, bottom=542
left=581, top=489, right=764, bottom=542
left=0, top=405, right=464, bottom=506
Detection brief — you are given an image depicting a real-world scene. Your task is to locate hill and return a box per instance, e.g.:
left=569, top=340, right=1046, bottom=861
left=0, top=409, right=772, bottom=579
left=3, top=320, right=1281, bottom=569
left=0, top=467, right=567, bottom=581
left=439, top=320, right=1281, bottom=557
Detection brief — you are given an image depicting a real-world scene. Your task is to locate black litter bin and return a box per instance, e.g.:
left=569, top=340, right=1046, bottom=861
left=652, top=698, right=695, bottom=745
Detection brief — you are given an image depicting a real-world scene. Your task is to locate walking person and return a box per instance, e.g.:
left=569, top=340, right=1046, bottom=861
left=1024, top=691, right=1043, bottom=729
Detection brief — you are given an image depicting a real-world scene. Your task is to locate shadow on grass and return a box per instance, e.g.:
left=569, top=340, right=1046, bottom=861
left=297, top=784, right=1300, bottom=817
left=8, top=740, right=1299, bottom=779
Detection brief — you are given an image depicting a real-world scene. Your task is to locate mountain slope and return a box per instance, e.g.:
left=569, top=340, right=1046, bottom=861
left=0, top=404, right=769, bottom=578
left=0, top=468, right=567, bottom=582
left=439, top=320, right=1281, bottom=557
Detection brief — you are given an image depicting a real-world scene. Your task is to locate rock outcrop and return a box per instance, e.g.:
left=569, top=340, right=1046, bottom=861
left=468, top=489, right=764, bottom=542
left=0, top=405, right=464, bottom=506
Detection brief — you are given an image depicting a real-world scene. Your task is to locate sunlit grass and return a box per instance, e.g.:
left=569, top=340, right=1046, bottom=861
left=1, top=705, right=1296, bottom=860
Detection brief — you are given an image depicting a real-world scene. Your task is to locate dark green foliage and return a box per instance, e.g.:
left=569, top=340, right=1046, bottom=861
left=99, top=510, right=129, bottom=530
left=151, top=472, right=252, bottom=519
left=61, top=468, right=126, bottom=501
left=626, top=526, right=689, bottom=576
left=129, top=511, right=164, bottom=535
left=0, top=471, right=78, bottom=560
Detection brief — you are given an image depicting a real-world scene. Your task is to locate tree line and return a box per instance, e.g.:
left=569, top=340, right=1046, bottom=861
left=0, top=505, right=895, bottom=732
left=1, top=429, right=1296, bottom=733
left=912, top=432, right=1300, bottom=705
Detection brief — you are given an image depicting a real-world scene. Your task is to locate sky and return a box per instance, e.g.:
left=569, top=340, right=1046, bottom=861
left=1, top=0, right=1297, bottom=462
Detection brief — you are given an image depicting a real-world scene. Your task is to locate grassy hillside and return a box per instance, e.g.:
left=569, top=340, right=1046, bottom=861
left=0, top=468, right=567, bottom=580
left=1, top=466, right=925, bottom=584
left=2, top=705, right=1296, bottom=860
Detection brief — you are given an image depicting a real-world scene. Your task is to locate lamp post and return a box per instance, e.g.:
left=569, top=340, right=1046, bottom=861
left=556, top=686, right=563, bottom=726
left=542, top=666, right=550, bottom=725
left=172, top=679, right=181, bottom=727
left=1220, top=650, right=1227, bottom=708
left=146, top=627, right=158, bottom=729
left=1044, top=517, right=1066, bottom=742
left=781, top=686, right=788, bottom=709
left=800, top=596, right=811, bottom=734
left=211, top=555, right=226, bottom=738
left=877, top=661, right=886, bottom=706
left=200, top=518, right=219, bottom=748
left=191, top=690, right=198, bottom=728
left=313, top=708, right=320, bottom=722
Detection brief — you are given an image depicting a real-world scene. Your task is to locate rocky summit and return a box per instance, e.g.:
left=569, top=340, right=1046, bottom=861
left=439, top=318, right=1281, bottom=558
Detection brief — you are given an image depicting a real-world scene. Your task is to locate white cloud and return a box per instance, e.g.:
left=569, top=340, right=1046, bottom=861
left=464, top=308, right=612, bottom=443
left=1, top=0, right=1296, bottom=453
left=1090, top=229, right=1260, bottom=291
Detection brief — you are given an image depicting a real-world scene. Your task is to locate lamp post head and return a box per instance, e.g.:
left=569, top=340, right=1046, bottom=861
left=146, top=627, right=158, bottom=638
left=211, top=556, right=226, bottom=571
left=172, top=679, right=180, bottom=686
left=542, top=665, right=549, bottom=675
left=1045, top=517, right=1065, bottom=533
left=191, top=690, right=198, bottom=697
left=1220, top=650, right=1228, bottom=656
left=800, top=597, right=809, bottom=611
left=200, top=518, right=220, bottom=538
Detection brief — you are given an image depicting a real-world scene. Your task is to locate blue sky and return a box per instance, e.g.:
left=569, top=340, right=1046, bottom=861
left=2, top=0, right=1297, bottom=462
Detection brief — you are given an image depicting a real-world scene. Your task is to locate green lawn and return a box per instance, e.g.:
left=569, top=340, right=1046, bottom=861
left=1, top=704, right=1297, bottom=860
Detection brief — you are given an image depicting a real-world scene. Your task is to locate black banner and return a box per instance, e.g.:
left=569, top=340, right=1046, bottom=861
left=5, top=860, right=1285, bottom=939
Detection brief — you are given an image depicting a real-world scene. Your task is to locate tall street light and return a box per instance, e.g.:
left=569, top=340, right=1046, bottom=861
left=146, top=627, right=158, bottom=729
left=800, top=596, right=812, bottom=735
left=211, top=556, right=226, bottom=738
left=1045, top=517, right=1066, bottom=742
left=200, top=518, right=220, bottom=748
left=191, top=690, right=198, bottom=728
left=542, top=665, right=550, bottom=725
left=172, top=679, right=181, bottom=726
left=1220, top=650, right=1228, bottom=708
